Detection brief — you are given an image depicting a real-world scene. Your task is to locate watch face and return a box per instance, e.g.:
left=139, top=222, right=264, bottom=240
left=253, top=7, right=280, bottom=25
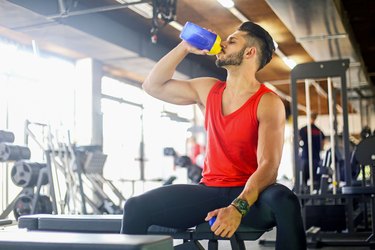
left=237, top=199, right=248, bottom=210
left=233, top=198, right=249, bottom=216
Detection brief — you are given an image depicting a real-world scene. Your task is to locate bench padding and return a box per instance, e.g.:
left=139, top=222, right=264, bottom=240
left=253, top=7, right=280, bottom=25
left=0, top=231, right=173, bottom=250
left=18, top=214, right=269, bottom=245
left=18, top=214, right=122, bottom=233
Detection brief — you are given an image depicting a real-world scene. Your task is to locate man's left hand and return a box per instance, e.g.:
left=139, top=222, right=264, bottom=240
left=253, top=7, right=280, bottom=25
left=205, top=205, right=242, bottom=238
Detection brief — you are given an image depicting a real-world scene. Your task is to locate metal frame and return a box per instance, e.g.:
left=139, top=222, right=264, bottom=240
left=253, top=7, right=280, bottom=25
left=290, top=59, right=351, bottom=193
left=290, top=59, right=358, bottom=235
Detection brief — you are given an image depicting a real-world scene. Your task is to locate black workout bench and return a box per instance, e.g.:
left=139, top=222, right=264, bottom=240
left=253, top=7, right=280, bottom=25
left=0, top=230, right=172, bottom=250
left=18, top=214, right=270, bottom=250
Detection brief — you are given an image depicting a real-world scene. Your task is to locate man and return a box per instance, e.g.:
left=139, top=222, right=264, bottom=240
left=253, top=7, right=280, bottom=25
left=299, top=112, right=325, bottom=190
left=121, top=22, right=306, bottom=249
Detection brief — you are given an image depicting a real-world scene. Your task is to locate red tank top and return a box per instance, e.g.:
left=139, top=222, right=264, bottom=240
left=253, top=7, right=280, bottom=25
left=201, top=81, right=274, bottom=187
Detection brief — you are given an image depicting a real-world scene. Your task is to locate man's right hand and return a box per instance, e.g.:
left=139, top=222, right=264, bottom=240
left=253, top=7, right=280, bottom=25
left=180, top=41, right=209, bottom=55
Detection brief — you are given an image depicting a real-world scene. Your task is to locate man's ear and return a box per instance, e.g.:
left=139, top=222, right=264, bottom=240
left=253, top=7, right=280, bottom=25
left=245, top=47, right=256, bottom=59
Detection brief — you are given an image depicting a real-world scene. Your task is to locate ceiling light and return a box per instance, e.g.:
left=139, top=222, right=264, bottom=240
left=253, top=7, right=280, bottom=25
left=273, top=40, right=278, bottom=49
left=228, top=7, right=247, bottom=22
left=116, top=0, right=153, bottom=19
left=217, top=0, right=235, bottom=8
left=130, top=3, right=153, bottom=19
left=282, top=57, right=297, bottom=69
left=31, top=40, right=40, bottom=57
left=263, top=82, right=277, bottom=92
left=169, top=21, right=183, bottom=31
left=274, top=48, right=296, bottom=69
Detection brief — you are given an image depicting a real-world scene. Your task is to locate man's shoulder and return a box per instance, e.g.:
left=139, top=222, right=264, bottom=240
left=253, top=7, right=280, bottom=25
left=190, top=77, right=221, bottom=108
left=191, top=77, right=220, bottom=84
left=258, top=91, right=283, bottom=111
left=191, top=77, right=222, bottom=94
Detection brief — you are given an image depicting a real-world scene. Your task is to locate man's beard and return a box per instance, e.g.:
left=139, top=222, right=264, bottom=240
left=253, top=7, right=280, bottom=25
left=215, top=47, right=246, bottom=68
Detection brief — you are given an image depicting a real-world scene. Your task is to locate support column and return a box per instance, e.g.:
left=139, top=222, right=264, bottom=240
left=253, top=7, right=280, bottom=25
left=91, top=60, right=103, bottom=148
left=74, top=58, right=103, bottom=148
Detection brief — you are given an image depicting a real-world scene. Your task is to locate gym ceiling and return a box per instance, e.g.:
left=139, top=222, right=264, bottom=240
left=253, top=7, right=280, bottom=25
left=0, top=0, right=374, bottom=115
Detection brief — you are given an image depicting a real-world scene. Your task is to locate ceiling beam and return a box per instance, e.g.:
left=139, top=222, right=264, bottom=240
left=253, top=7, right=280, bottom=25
left=8, top=0, right=226, bottom=80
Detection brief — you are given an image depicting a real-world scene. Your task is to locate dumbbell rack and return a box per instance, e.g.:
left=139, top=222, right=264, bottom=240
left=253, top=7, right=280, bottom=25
left=0, top=162, right=53, bottom=220
left=0, top=129, right=54, bottom=220
left=0, top=130, right=29, bottom=219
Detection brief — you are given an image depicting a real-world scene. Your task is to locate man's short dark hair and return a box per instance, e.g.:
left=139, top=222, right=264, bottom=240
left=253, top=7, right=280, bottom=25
left=238, top=22, right=275, bottom=71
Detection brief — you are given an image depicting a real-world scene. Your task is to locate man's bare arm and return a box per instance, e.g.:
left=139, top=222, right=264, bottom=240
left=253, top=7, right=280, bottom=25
left=142, top=41, right=217, bottom=107
left=238, top=93, right=286, bottom=206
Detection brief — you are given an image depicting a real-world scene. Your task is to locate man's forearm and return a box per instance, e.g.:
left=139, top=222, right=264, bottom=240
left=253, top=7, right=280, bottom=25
left=237, top=164, right=278, bottom=207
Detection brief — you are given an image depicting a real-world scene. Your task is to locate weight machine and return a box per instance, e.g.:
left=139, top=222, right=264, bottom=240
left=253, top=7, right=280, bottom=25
left=1, top=120, right=127, bottom=220
left=26, top=122, right=125, bottom=215
left=290, top=59, right=375, bottom=247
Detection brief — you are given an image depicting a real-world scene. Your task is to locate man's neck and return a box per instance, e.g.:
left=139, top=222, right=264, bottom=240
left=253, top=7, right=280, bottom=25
left=225, top=67, right=260, bottom=94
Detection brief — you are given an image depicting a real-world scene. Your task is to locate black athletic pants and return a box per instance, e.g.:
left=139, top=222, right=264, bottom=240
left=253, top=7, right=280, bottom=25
left=121, top=183, right=306, bottom=250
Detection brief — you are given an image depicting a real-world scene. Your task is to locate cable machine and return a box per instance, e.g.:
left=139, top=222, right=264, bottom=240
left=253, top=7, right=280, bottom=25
left=291, top=59, right=351, bottom=194
left=289, top=59, right=375, bottom=247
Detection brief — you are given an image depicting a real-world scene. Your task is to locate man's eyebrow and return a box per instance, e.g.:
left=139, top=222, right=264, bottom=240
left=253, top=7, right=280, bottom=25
left=227, top=36, right=238, bottom=41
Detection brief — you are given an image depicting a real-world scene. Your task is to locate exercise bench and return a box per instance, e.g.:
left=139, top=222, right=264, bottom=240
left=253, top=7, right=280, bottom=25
left=18, top=213, right=271, bottom=249
left=0, top=230, right=173, bottom=250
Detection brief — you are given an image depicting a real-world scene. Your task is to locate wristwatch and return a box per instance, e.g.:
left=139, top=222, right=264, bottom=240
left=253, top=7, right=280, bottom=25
left=231, top=198, right=250, bottom=217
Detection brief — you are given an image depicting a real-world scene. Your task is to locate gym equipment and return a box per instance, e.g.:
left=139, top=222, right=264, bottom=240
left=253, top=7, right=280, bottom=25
left=0, top=219, right=12, bottom=226
left=0, top=143, right=31, bottom=162
left=0, top=231, right=173, bottom=250
left=0, top=130, right=15, bottom=143
left=1, top=159, right=53, bottom=220
left=162, top=176, right=177, bottom=185
left=291, top=60, right=351, bottom=193
left=22, top=120, right=126, bottom=216
left=304, top=204, right=346, bottom=232
left=18, top=214, right=122, bottom=233
left=342, top=135, right=375, bottom=242
left=291, top=60, right=375, bottom=247
left=302, top=136, right=375, bottom=247
left=18, top=214, right=270, bottom=250
left=19, top=183, right=301, bottom=249
left=13, top=194, right=52, bottom=220
left=74, top=146, right=124, bottom=215
left=163, top=147, right=203, bottom=184
left=360, top=126, right=372, bottom=140
left=11, top=161, right=48, bottom=187
left=163, top=147, right=176, bottom=156
left=353, top=135, right=375, bottom=166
